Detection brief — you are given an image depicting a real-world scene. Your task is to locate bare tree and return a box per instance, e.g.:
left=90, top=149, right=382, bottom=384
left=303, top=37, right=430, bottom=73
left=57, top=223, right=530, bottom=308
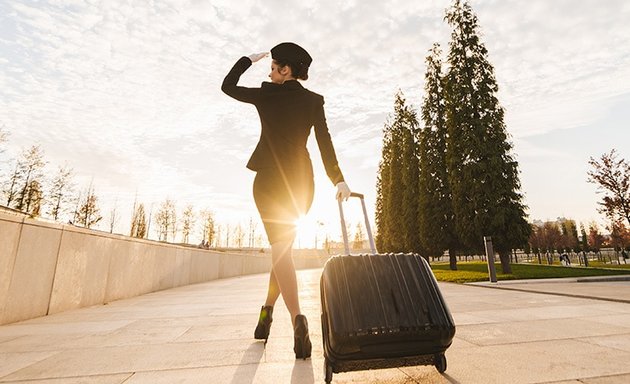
left=108, top=199, right=119, bottom=233
left=130, top=200, right=148, bottom=238
left=155, top=199, right=176, bottom=242
left=588, top=149, right=630, bottom=227
left=234, top=223, right=244, bottom=248
left=14, top=145, right=47, bottom=213
left=47, top=165, right=75, bottom=221
left=200, top=209, right=216, bottom=247
left=170, top=206, right=178, bottom=242
left=181, top=204, right=195, bottom=244
left=352, top=222, right=365, bottom=250
left=0, top=125, right=14, bottom=204
left=0, top=124, right=8, bottom=154
left=19, top=179, right=43, bottom=217
left=215, top=224, right=222, bottom=247
left=71, top=190, right=82, bottom=224
left=76, top=183, right=102, bottom=229
left=2, top=145, right=47, bottom=212
left=247, top=217, right=258, bottom=248
left=3, top=162, right=21, bottom=207
left=146, top=203, right=153, bottom=239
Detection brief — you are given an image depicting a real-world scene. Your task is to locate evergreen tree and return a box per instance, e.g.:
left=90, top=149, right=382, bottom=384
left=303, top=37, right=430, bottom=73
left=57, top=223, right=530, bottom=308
left=559, top=219, right=579, bottom=253
left=400, top=98, right=422, bottom=253
left=418, top=43, right=458, bottom=269
left=375, top=124, right=393, bottom=251
left=444, top=0, right=530, bottom=273
left=375, top=92, right=419, bottom=253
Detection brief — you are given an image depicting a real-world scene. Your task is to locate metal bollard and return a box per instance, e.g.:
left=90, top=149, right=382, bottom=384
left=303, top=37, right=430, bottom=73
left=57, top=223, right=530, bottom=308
left=484, top=236, right=498, bottom=283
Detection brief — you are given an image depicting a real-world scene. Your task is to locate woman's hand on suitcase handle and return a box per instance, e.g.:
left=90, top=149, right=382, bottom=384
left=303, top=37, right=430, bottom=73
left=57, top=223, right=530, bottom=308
left=336, top=181, right=351, bottom=201
left=248, top=52, right=269, bottom=63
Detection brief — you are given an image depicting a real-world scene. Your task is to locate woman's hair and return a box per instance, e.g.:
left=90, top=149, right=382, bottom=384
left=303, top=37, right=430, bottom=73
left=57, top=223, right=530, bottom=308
left=275, top=59, right=309, bottom=80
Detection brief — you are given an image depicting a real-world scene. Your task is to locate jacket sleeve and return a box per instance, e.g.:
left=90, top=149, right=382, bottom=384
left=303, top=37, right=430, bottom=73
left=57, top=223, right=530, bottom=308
left=313, top=96, right=345, bottom=185
left=221, top=56, right=260, bottom=104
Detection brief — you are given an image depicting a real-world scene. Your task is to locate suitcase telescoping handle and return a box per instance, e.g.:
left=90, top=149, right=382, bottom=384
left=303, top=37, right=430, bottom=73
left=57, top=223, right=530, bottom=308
left=338, top=192, right=377, bottom=255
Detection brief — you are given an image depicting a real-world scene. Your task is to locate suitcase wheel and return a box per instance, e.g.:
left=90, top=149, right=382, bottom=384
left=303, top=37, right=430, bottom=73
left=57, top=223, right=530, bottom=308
left=434, top=353, right=447, bottom=373
left=324, top=359, right=333, bottom=383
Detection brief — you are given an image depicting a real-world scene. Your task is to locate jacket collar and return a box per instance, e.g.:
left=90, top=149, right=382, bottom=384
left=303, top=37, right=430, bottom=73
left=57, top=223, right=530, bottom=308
left=261, top=80, right=303, bottom=92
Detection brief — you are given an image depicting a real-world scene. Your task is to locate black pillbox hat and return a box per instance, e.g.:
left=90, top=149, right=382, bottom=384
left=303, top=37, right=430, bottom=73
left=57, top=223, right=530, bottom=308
left=270, top=42, right=312, bottom=67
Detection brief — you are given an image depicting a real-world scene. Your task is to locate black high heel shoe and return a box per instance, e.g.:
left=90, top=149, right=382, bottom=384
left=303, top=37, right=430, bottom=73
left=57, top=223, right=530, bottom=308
left=293, top=314, right=312, bottom=359
left=254, top=305, right=273, bottom=342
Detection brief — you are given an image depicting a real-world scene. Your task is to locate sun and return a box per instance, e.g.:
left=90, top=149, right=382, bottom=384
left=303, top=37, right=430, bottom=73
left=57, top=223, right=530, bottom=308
left=294, top=215, right=325, bottom=249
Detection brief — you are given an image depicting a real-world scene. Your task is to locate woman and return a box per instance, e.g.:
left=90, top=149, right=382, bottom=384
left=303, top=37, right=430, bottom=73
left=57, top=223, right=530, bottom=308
left=221, top=42, right=351, bottom=359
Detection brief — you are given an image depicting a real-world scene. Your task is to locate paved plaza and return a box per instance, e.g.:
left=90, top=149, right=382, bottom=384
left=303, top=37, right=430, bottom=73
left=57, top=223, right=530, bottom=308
left=1, top=269, right=630, bottom=383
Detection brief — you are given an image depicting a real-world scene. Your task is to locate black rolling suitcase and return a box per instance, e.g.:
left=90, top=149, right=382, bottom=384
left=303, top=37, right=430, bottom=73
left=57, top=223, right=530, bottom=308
left=320, top=193, right=456, bottom=383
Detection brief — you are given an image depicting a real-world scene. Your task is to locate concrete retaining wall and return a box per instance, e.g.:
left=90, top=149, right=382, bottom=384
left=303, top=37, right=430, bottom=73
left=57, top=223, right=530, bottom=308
left=0, top=210, right=326, bottom=325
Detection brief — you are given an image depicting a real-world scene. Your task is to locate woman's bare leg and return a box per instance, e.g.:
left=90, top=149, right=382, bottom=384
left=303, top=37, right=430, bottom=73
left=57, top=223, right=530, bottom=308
left=270, top=239, right=301, bottom=323
left=264, top=269, right=281, bottom=307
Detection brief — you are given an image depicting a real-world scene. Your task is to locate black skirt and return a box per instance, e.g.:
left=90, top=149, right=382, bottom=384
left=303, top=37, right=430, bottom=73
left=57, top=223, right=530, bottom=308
left=253, top=167, right=314, bottom=244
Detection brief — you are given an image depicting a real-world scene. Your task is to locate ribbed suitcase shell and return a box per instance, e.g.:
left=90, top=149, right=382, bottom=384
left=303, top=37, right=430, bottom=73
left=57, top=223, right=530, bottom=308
left=320, top=252, right=456, bottom=373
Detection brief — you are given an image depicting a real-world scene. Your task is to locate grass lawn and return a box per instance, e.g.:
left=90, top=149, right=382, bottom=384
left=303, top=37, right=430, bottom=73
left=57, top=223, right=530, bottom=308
left=430, top=261, right=630, bottom=283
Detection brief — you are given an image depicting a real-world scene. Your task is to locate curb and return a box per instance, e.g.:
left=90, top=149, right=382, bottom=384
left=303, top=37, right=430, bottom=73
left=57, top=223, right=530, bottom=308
left=465, top=277, right=630, bottom=304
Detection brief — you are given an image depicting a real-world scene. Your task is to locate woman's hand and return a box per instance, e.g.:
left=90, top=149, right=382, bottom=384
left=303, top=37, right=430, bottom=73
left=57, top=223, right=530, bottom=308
left=248, top=52, right=269, bottom=63
left=336, top=182, right=351, bottom=201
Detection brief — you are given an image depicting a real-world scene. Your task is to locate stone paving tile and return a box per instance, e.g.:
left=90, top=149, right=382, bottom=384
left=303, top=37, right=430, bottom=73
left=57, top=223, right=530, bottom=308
left=0, top=341, right=257, bottom=381
left=451, top=312, right=499, bottom=326
left=0, top=336, right=20, bottom=344
left=0, top=351, right=58, bottom=379
left=580, top=373, right=630, bottom=383
left=0, top=373, right=132, bottom=384
left=577, top=334, right=630, bottom=353
left=582, top=313, right=630, bottom=328
left=583, top=302, right=630, bottom=315
left=0, top=334, right=90, bottom=353
left=443, top=339, right=630, bottom=384
left=474, top=281, right=630, bottom=303
left=455, top=317, right=630, bottom=346
left=0, top=320, right=133, bottom=337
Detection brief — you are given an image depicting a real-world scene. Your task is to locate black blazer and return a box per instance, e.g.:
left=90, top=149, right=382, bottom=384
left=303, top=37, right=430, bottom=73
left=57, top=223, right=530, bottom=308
left=221, top=57, right=345, bottom=185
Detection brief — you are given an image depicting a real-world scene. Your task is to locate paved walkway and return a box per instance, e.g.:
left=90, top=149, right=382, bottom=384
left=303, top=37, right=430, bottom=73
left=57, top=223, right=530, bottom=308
left=1, top=269, right=630, bottom=383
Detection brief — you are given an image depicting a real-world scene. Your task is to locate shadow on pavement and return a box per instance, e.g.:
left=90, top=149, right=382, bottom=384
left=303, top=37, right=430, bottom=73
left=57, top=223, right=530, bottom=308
left=291, top=358, right=315, bottom=384
left=229, top=341, right=265, bottom=384
left=442, top=372, right=462, bottom=384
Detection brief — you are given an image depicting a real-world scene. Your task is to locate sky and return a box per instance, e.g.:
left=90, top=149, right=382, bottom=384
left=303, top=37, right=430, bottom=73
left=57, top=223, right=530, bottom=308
left=1, top=0, right=630, bottom=247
